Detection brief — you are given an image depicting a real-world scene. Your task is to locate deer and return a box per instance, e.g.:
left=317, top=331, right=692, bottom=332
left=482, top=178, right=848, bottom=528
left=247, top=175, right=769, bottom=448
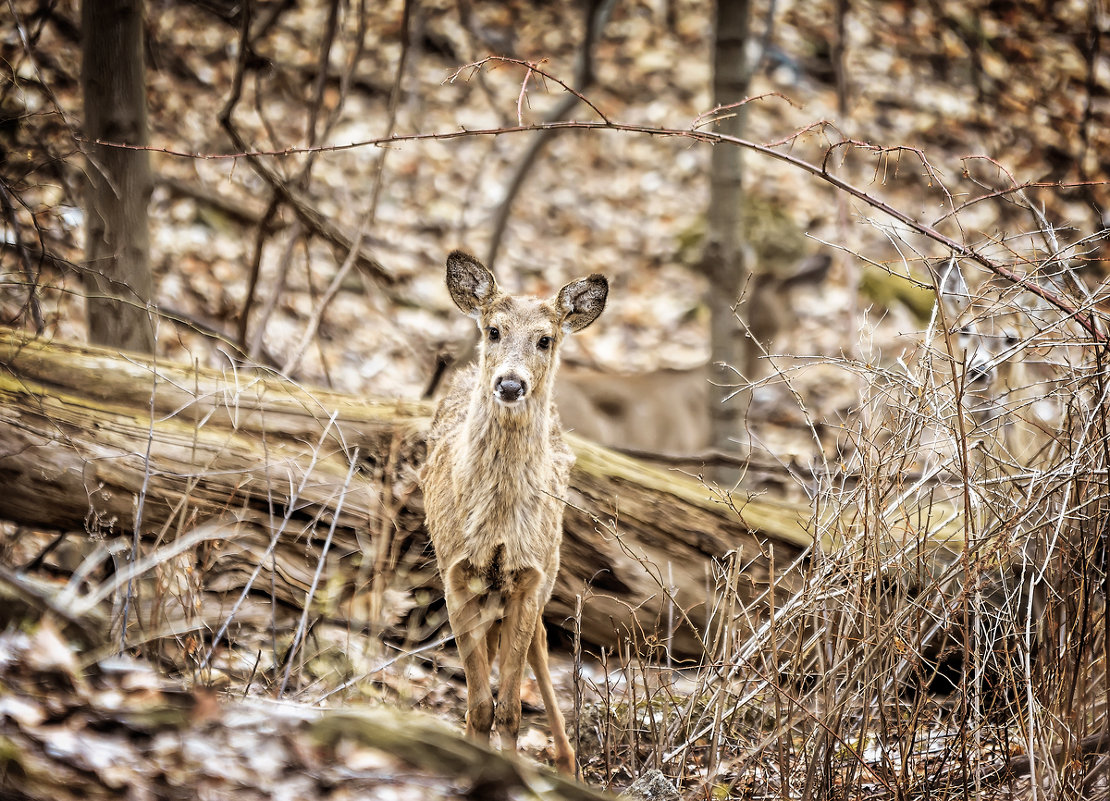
left=421, top=250, right=608, bottom=775
left=933, top=256, right=1074, bottom=472
left=911, top=256, right=1099, bottom=704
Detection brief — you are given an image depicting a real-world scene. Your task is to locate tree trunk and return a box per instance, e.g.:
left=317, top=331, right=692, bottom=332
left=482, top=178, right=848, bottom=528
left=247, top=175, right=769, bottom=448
left=81, top=0, right=156, bottom=353
left=702, top=0, right=752, bottom=459
left=0, top=328, right=811, bottom=659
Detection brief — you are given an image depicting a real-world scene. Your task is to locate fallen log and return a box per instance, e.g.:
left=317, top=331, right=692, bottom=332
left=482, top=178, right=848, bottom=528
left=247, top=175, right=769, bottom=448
left=0, top=622, right=618, bottom=801
left=0, top=328, right=813, bottom=660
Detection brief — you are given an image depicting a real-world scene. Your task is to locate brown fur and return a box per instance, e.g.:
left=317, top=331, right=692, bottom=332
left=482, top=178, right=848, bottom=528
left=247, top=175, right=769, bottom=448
left=422, top=250, right=607, bottom=774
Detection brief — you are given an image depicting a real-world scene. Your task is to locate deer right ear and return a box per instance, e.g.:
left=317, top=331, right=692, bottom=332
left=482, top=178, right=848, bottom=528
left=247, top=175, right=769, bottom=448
left=935, top=256, right=972, bottom=318
left=446, top=251, right=498, bottom=318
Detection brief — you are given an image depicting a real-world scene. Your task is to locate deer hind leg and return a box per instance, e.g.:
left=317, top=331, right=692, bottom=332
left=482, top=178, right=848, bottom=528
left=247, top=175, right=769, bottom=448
left=494, top=567, right=542, bottom=754
left=444, top=561, right=497, bottom=741
left=528, top=615, right=575, bottom=774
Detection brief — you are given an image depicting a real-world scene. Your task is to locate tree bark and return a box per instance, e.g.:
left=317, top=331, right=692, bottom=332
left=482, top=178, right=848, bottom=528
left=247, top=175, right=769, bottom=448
left=702, top=0, right=752, bottom=459
left=81, top=0, right=156, bottom=353
left=0, top=328, right=812, bottom=658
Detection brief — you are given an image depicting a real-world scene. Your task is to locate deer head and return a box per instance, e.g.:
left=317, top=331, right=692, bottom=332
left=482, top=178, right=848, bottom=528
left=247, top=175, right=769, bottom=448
left=445, top=250, right=608, bottom=410
left=935, top=257, right=1075, bottom=463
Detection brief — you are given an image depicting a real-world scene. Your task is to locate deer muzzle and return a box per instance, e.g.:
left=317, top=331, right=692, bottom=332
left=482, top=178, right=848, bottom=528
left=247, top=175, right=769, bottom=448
left=494, top=374, right=528, bottom=405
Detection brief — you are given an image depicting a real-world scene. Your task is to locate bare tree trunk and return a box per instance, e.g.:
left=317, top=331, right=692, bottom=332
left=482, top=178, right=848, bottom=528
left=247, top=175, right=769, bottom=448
left=81, top=0, right=155, bottom=353
left=702, top=0, right=752, bottom=460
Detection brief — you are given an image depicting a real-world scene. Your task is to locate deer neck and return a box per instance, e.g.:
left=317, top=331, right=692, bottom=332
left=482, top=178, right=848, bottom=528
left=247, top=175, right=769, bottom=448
left=464, top=385, right=552, bottom=457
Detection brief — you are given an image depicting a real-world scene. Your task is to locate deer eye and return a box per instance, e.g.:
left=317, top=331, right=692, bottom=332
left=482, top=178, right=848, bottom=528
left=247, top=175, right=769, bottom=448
left=487, top=327, right=500, bottom=343
left=537, top=335, right=553, bottom=351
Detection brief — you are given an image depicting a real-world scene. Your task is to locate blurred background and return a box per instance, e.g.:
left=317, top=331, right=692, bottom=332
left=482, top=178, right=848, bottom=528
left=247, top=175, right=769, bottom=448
left=5, top=0, right=1108, bottom=462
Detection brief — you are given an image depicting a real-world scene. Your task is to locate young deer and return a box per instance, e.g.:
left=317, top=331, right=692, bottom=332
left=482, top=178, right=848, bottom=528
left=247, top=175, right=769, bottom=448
left=935, top=257, right=1069, bottom=469
left=422, top=250, right=608, bottom=774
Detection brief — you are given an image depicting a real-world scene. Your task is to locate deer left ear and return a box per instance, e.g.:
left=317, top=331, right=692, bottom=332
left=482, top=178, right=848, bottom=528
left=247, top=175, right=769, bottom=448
left=557, top=274, right=608, bottom=333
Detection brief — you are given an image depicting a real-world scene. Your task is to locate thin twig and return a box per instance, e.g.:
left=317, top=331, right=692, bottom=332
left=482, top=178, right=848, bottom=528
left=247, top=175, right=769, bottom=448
left=445, top=55, right=611, bottom=125
left=216, top=2, right=395, bottom=292
left=484, top=0, right=616, bottom=268
left=118, top=320, right=159, bottom=652
left=281, top=218, right=368, bottom=375
left=279, top=447, right=360, bottom=695
left=197, top=411, right=342, bottom=672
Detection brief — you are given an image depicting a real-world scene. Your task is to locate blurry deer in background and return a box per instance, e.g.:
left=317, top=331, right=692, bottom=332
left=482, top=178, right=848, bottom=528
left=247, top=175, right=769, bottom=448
left=555, top=252, right=832, bottom=458
left=555, top=364, right=711, bottom=454
left=421, top=250, right=608, bottom=774
left=935, top=257, right=1077, bottom=471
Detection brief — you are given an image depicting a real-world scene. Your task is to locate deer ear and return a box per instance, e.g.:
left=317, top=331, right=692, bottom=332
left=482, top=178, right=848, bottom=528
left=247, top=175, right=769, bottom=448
left=557, top=274, right=608, bottom=333
left=935, top=256, right=972, bottom=318
left=446, top=251, right=498, bottom=318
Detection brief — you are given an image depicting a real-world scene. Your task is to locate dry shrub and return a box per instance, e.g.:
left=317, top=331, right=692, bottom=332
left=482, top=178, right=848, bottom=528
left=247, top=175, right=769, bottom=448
left=577, top=239, right=1110, bottom=799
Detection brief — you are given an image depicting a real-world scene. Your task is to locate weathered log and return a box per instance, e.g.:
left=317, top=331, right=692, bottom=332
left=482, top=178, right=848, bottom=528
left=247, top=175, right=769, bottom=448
left=0, top=622, right=618, bottom=800
left=0, top=328, right=813, bottom=658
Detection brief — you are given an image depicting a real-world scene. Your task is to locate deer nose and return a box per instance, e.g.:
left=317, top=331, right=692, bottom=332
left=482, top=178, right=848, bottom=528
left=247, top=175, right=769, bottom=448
left=966, top=356, right=994, bottom=386
left=968, top=364, right=993, bottom=385
left=495, top=375, right=527, bottom=403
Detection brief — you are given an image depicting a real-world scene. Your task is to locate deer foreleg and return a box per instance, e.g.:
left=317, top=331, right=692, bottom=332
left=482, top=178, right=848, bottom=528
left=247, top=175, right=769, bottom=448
left=445, top=561, right=496, bottom=741
left=495, top=567, right=542, bottom=752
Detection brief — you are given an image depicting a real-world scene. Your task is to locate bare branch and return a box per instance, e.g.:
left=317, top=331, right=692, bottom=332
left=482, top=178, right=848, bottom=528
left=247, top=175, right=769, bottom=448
left=484, top=0, right=617, bottom=267
left=445, top=55, right=612, bottom=125
left=94, top=113, right=1108, bottom=341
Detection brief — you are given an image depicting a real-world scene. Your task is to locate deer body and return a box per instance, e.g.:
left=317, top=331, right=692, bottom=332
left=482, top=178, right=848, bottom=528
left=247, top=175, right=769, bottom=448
left=428, top=363, right=571, bottom=576
left=422, top=251, right=607, bottom=774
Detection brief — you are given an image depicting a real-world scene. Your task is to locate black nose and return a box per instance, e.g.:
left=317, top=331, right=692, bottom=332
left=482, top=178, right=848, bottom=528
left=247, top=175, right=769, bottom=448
left=967, top=363, right=993, bottom=386
left=496, top=376, right=526, bottom=402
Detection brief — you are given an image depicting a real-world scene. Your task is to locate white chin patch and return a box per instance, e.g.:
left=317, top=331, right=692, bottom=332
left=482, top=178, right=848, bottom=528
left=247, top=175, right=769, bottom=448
left=494, top=393, right=525, bottom=408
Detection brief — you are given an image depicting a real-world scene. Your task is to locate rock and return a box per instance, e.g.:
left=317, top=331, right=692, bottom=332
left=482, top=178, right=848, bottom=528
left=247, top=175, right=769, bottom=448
left=620, top=768, right=681, bottom=801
